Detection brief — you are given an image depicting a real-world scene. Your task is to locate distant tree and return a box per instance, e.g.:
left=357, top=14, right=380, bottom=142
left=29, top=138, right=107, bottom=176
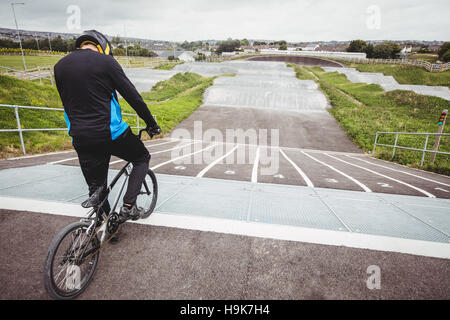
left=365, top=43, right=374, bottom=58
left=438, top=42, right=450, bottom=59
left=441, top=50, right=450, bottom=62
left=112, top=47, right=126, bottom=56
left=216, top=39, right=241, bottom=54
left=346, top=40, right=367, bottom=53
left=372, top=41, right=401, bottom=59
left=240, top=39, right=249, bottom=46
left=279, top=43, right=287, bottom=50
left=0, top=39, right=19, bottom=48
left=195, top=53, right=206, bottom=61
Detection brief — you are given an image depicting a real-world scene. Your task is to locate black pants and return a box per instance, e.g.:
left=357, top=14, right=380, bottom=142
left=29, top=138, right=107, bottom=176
left=74, top=128, right=150, bottom=213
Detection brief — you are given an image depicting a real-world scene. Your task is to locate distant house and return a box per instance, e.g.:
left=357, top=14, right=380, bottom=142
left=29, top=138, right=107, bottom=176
left=301, top=44, right=319, bottom=51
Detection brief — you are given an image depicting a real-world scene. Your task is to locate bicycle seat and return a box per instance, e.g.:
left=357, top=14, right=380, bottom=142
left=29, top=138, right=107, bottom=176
left=81, top=186, right=105, bottom=208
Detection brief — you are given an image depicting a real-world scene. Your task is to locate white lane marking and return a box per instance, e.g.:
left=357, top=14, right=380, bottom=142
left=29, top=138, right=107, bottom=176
left=251, top=146, right=260, bottom=183
left=224, top=170, right=235, bottom=175
left=144, top=139, right=178, bottom=148
left=273, top=174, right=285, bottom=179
left=174, top=166, right=186, bottom=170
left=109, top=141, right=199, bottom=165
left=47, top=157, right=79, bottom=165
left=151, top=144, right=216, bottom=170
left=280, top=149, right=314, bottom=187
left=1, top=196, right=449, bottom=259
left=346, top=155, right=450, bottom=187
left=301, top=151, right=371, bottom=192
left=326, top=154, right=436, bottom=198
left=435, top=187, right=449, bottom=193
left=196, top=145, right=238, bottom=178
left=377, top=182, right=393, bottom=188
left=326, top=178, right=338, bottom=183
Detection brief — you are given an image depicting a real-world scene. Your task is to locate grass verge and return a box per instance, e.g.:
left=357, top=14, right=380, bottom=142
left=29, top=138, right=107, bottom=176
left=327, top=58, right=450, bottom=87
left=292, top=65, right=449, bottom=175
left=0, top=72, right=215, bottom=159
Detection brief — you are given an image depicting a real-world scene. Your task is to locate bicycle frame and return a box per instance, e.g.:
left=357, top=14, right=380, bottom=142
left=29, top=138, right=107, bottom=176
left=77, top=128, right=154, bottom=262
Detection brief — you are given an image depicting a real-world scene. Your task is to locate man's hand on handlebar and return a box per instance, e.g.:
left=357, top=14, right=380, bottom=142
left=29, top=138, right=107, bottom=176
left=146, top=124, right=162, bottom=139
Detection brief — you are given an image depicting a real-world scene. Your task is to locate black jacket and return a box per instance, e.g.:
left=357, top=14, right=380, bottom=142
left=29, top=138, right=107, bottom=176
left=54, top=49, right=157, bottom=146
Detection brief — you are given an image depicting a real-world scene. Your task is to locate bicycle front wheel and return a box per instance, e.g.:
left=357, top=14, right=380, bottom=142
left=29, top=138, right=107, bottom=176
left=137, top=169, right=158, bottom=219
left=43, top=221, right=99, bottom=300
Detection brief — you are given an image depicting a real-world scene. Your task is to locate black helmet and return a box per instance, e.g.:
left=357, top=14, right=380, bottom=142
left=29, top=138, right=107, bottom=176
left=75, top=30, right=113, bottom=56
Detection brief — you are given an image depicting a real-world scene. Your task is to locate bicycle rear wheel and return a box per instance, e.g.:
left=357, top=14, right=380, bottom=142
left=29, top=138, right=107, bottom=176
left=136, top=169, right=158, bottom=219
left=43, top=221, right=99, bottom=300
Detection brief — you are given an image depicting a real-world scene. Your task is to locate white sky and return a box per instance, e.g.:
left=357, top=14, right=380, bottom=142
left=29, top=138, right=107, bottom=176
left=1, top=0, right=449, bottom=42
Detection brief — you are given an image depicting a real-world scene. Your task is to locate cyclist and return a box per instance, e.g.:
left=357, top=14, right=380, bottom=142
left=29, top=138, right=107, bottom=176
left=54, top=30, right=161, bottom=233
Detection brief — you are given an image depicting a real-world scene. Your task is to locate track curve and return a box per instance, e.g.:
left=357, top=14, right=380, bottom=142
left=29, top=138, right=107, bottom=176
left=247, top=55, right=344, bottom=67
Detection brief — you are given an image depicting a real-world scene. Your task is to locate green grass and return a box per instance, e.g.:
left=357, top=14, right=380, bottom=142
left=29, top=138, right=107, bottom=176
left=0, top=55, right=62, bottom=71
left=153, top=61, right=183, bottom=70
left=407, top=53, right=439, bottom=63
left=287, top=63, right=316, bottom=80
left=293, top=65, right=450, bottom=175
left=0, top=72, right=216, bottom=158
left=337, top=61, right=450, bottom=87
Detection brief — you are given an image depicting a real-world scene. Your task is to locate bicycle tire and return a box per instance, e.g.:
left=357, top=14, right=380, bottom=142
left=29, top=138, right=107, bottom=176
left=43, top=221, right=99, bottom=300
left=139, top=169, right=158, bottom=219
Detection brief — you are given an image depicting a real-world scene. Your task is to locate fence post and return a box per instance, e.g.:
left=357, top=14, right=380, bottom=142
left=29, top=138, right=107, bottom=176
left=420, top=135, right=429, bottom=166
left=14, top=106, right=26, bottom=154
left=372, top=133, right=378, bottom=154
left=38, top=66, right=42, bottom=85
left=392, top=133, right=399, bottom=159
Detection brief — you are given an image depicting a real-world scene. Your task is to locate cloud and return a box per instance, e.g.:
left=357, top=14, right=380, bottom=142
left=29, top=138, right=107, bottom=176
left=1, top=0, right=448, bottom=41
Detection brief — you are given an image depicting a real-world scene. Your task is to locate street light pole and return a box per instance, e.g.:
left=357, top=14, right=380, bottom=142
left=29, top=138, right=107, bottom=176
left=47, top=33, right=52, bottom=51
left=11, top=2, right=27, bottom=71
left=34, top=33, right=40, bottom=50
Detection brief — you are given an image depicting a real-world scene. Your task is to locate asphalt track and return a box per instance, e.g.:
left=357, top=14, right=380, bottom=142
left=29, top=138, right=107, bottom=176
left=1, top=209, right=449, bottom=299
left=1, top=137, right=449, bottom=199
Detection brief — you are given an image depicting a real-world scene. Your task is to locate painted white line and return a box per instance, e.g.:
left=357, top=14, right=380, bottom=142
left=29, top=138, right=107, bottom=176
left=326, top=154, right=436, bottom=198
left=280, top=148, right=314, bottom=187
left=346, top=155, right=450, bottom=187
left=1, top=195, right=449, bottom=259
left=151, top=144, right=216, bottom=171
left=251, top=146, right=260, bottom=183
left=143, top=139, right=178, bottom=148
left=301, top=151, right=372, bottom=192
left=109, top=141, right=199, bottom=165
left=197, top=145, right=238, bottom=178
left=47, top=157, right=79, bottom=165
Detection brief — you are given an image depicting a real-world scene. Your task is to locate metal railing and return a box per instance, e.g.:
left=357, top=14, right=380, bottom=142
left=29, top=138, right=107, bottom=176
left=0, top=65, right=54, bottom=85
left=373, top=131, right=450, bottom=166
left=0, top=104, right=147, bottom=155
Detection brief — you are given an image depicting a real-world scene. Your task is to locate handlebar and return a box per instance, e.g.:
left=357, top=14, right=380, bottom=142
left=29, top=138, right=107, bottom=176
left=138, top=128, right=147, bottom=140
